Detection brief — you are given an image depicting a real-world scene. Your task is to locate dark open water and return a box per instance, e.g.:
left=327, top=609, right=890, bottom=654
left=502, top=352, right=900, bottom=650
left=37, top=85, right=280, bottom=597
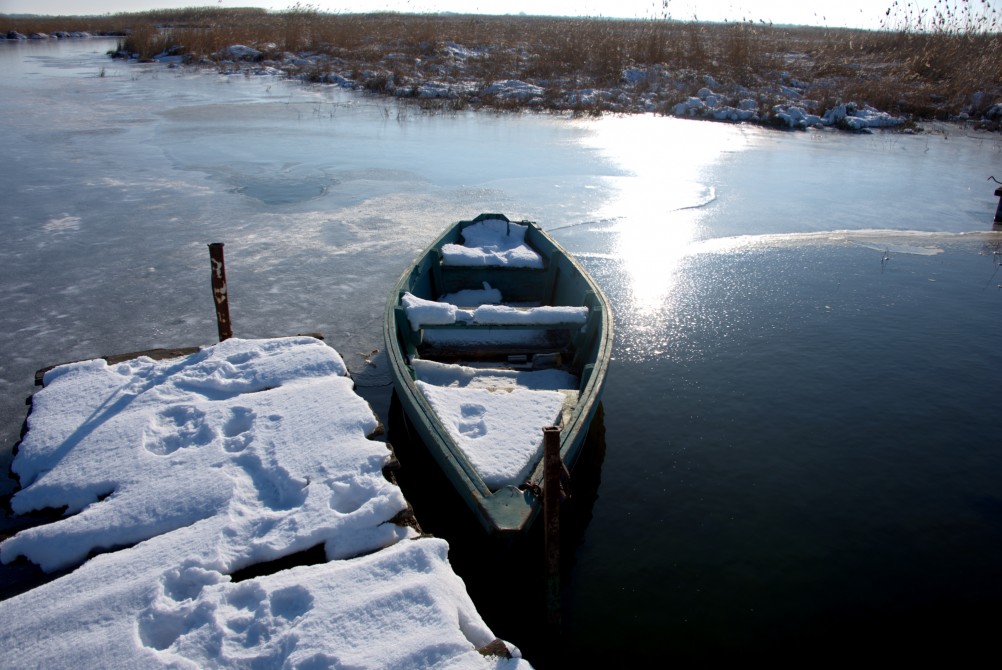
left=561, top=240, right=1002, bottom=663
left=2, top=38, right=1001, bottom=665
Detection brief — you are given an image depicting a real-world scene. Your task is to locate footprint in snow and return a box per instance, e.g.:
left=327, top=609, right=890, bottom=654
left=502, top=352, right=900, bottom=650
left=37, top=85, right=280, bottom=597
left=142, top=405, right=214, bottom=455
left=457, top=403, right=487, bottom=438
left=222, top=406, right=256, bottom=452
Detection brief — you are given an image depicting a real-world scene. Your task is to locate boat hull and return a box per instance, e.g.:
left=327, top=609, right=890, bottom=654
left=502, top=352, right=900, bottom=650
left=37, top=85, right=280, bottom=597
left=384, top=214, right=612, bottom=537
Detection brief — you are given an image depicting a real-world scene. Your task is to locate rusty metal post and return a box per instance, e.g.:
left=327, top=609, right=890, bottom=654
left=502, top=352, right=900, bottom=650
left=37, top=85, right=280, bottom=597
left=543, top=426, right=561, bottom=629
left=208, top=243, right=232, bottom=341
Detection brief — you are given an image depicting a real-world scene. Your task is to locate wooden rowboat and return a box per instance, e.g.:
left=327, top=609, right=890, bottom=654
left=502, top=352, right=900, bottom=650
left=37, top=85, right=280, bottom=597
left=384, top=213, right=613, bottom=537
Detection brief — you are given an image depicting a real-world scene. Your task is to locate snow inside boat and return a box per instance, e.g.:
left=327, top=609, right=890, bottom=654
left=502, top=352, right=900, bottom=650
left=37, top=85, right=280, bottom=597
left=384, top=213, right=612, bottom=537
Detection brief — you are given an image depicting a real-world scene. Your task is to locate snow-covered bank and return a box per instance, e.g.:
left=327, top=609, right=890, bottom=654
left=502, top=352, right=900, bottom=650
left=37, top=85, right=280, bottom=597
left=123, top=35, right=998, bottom=134
left=673, top=86, right=910, bottom=131
left=0, top=337, right=529, bottom=668
left=9, top=9, right=1002, bottom=131
left=182, top=43, right=918, bottom=133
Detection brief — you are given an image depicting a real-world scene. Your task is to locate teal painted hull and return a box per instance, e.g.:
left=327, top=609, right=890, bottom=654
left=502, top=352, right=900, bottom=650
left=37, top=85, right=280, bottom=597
left=384, top=214, right=613, bottom=537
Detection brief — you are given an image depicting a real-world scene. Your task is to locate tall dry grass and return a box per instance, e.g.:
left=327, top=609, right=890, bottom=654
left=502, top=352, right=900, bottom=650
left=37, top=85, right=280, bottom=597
left=1, top=13, right=127, bottom=36
left=3, top=6, right=1000, bottom=123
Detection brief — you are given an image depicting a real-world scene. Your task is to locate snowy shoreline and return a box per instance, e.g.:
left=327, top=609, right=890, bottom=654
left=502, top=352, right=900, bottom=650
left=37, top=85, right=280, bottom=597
left=6, top=27, right=1001, bottom=133
left=0, top=337, right=531, bottom=668
left=155, top=42, right=919, bottom=132
left=143, top=41, right=1002, bottom=133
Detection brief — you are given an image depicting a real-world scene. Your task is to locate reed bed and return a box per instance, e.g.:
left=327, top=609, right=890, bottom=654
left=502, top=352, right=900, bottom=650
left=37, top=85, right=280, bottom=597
left=3, top=5, right=1000, bottom=128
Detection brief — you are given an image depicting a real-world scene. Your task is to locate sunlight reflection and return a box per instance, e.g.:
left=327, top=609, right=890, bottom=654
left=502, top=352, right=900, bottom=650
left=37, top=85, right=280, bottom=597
left=578, top=115, right=755, bottom=313
left=612, top=205, right=707, bottom=312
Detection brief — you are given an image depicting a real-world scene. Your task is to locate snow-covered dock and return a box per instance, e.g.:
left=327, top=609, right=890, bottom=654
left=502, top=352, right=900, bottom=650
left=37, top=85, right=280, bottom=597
left=0, top=336, right=530, bottom=668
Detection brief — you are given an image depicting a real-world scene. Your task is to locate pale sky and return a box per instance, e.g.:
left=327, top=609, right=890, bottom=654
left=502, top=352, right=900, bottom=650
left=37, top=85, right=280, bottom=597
left=0, top=0, right=991, bottom=31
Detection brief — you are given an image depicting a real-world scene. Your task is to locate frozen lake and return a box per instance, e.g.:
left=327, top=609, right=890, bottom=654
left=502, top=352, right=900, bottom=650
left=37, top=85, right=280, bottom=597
left=2, top=38, right=1001, bottom=664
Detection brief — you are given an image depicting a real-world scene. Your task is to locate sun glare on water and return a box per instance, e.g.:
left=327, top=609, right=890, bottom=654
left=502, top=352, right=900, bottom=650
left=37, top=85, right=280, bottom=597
left=580, top=115, right=752, bottom=313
